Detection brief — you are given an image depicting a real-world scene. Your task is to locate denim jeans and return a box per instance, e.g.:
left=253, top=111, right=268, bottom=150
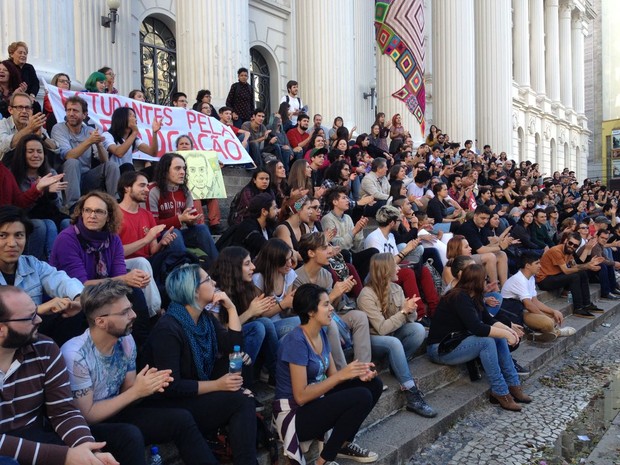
left=427, top=335, right=520, bottom=395
left=485, top=291, right=503, bottom=316
left=243, top=317, right=279, bottom=376
left=182, top=224, right=219, bottom=263
left=370, top=322, right=426, bottom=387
left=273, top=316, right=301, bottom=339
left=26, top=219, right=60, bottom=261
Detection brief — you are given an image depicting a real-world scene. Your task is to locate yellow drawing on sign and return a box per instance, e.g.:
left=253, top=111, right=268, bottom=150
left=181, top=150, right=227, bottom=200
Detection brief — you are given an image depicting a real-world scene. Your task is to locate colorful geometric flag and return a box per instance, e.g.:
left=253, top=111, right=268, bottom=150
left=375, top=0, right=426, bottom=133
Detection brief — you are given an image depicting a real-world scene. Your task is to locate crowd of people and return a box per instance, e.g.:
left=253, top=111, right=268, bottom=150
left=0, top=40, right=618, bottom=465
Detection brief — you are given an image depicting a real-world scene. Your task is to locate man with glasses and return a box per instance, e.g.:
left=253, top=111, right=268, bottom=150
left=51, top=96, right=121, bottom=208
left=536, top=232, right=604, bottom=319
left=0, top=92, right=57, bottom=163
left=0, top=286, right=118, bottom=465
left=60, top=280, right=215, bottom=465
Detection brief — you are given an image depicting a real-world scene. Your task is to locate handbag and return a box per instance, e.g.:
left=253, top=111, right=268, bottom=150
left=328, top=253, right=350, bottom=281
left=437, top=330, right=471, bottom=355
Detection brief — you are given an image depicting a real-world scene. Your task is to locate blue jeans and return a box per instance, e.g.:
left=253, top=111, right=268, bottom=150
left=26, top=218, right=68, bottom=261
left=427, top=335, right=520, bottom=395
left=243, top=317, right=279, bottom=376
left=485, top=291, right=503, bottom=316
left=273, top=316, right=301, bottom=339
left=370, top=322, right=426, bottom=387
left=182, top=224, right=218, bottom=262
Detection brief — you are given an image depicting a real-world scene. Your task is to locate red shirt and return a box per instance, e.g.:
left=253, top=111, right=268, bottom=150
left=286, top=127, right=310, bottom=149
left=119, top=207, right=157, bottom=259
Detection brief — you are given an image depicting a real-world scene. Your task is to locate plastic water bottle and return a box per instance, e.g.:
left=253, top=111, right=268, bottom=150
left=148, top=446, right=163, bottom=465
left=229, top=345, right=243, bottom=374
left=567, top=292, right=573, bottom=306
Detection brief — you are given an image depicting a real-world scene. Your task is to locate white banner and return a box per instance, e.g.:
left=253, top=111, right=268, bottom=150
left=46, top=85, right=252, bottom=164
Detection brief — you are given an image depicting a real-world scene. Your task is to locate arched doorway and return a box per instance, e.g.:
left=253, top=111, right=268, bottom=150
left=140, top=17, right=177, bottom=105
left=250, top=48, right=271, bottom=116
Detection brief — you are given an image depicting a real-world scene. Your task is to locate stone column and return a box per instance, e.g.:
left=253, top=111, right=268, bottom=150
left=559, top=1, right=574, bottom=108
left=572, top=14, right=586, bottom=114
left=475, top=0, right=513, bottom=156
left=176, top=1, right=249, bottom=105
left=545, top=0, right=561, bottom=103
left=353, top=1, right=377, bottom=135
left=529, top=0, right=546, bottom=94
left=513, top=0, right=530, bottom=87
left=432, top=0, right=475, bottom=145
left=296, top=0, right=357, bottom=127
left=0, top=0, right=76, bottom=91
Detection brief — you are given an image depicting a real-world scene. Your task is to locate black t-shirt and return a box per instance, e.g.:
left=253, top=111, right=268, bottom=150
left=457, top=219, right=491, bottom=254
left=2, top=272, right=16, bottom=286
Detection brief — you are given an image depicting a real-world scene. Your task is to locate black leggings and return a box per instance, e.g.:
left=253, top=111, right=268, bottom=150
left=296, top=377, right=383, bottom=462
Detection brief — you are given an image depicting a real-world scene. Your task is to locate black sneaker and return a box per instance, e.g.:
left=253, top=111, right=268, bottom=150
left=574, top=307, right=596, bottom=318
left=336, top=442, right=378, bottom=463
left=584, top=303, right=604, bottom=313
left=405, top=387, right=438, bottom=418
left=512, top=359, right=530, bottom=376
left=599, top=294, right=620, bottom=301
left=254, top=399, right=265, bottom=412
left=209, top=224, right=224, bottom=235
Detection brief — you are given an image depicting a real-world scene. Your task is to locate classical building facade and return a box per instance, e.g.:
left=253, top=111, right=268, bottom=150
left=1, top=0, right=595, bottom=179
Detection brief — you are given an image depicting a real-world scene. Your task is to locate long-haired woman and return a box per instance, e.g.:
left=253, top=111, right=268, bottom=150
left=0, top=59, right=25, bottom=117
left=427, top=264, right=529, bottom=411
left=103, top=106, right=161, bottom=172
left=273, top=283, right=381, bottom=465
left=357, top=253, right=438, bottom=418
left=228, top=168, right=273, bottom=225
left=252, top=238, right=301, bottom=339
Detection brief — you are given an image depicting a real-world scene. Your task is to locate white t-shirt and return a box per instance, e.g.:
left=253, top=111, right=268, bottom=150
left=280, top=94, right=303, bottom=125
left=252, top=269, right=297, bottom=321
left=407, top=182, right=434, bottom=199
left=500, top=270, right=536, bottom=301
left=102, top=132, right=144, bottom=166
left=364, top=228, right=398, bottom=255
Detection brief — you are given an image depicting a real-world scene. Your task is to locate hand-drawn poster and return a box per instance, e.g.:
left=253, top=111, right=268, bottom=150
left=179, top=150, right=227, bottom=199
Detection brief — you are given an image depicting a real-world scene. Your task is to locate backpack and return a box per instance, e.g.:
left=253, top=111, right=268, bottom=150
left=227, top=190, right=247, bottom=226
left=285, top=94, right=302, bottom=109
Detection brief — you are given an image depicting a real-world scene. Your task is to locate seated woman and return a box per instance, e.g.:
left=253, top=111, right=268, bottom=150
left=49, top=191, right=151, bottom=347
left=210, top=246, right=279, bottom=384
left=143, top=264, right=257, bottom=465
left=266, top=159, right=289, bottom=208
left=102, top=106, right=161, bottom=173
left=252, top=238, right=301, bottom=339
left=443, top=235, right=498, bottom=289
left=228, top=168, right=274, bottom=225
left=509, top=210, right=545, bottom=257
left=273, top=283, right=381, bottom=465
left=427, top=264, right=530, bottom=412
left=11, top=134, right=70, bottom=261
left=0, top=59, right=26, bottom=118
left=275, top=195, right=312, bottom=264
left=357, top=253, right=437, bottom=418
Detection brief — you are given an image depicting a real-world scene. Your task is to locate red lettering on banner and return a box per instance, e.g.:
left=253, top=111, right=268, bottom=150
left=131, top=101, right=144, bottom=120
left=223, top=139, right=243, bottom=160
left=99, top=118, right=112, bottom=131
left=163, top=107, right=173, bottom=126
left=141, top=106, right=153, bottom=125
left=186, top=112, right=197, bottom=129
left=165, top=130, right=180, bottom=151
left=100, top=96, right=115, bottom=117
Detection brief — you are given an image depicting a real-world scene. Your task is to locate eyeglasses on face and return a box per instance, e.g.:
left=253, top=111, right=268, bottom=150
left=199, top=275, right=212, bottom=285
left=83, top=208, right=108, bottom=217
left=10, top=105, right=32, bottom=112
left=566, top=242, right=580, bottom=248
left=98, top=307, right=134, bottom=318
left=0, top=311, right=38, bottom=324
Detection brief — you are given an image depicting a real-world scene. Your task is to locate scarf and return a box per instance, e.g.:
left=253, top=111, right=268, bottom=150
left=167, top=302, right=218, bottom=380
left=75, top=218, right=110, bottom=278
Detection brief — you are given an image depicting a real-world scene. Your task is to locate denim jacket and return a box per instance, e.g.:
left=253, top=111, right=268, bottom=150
left=0, top=255, right=83, bottom=304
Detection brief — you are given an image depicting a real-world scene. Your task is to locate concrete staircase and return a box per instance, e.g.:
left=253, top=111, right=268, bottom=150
left=155, top=284, right=620, bottom=465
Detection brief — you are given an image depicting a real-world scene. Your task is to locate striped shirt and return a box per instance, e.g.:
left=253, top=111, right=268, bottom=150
left=0, top=336, right=95, bottom=465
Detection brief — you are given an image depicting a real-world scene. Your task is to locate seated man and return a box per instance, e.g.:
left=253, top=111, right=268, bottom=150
left=577, top=229, right=620, bottom=301
left=218, top=106, right=249, bottom=147
left=51, top=96, right=120, bottom=208
left=227, top=193, right=277, bottom=258
left=500, top=251, right=575, bottom=341
left=0, top=286, right=117, bottom=465
left=0, top=92, right=58, bottom=165
left=360, top=158, right=390, bottom=216
left=0, top=206, right=83, bottom=329
left=536, top=232, right=604, bottom=319
left=294, top=232, right=372, bottom=370
left=147, top=153, right=218, bottom=265
left=457, top=205, right=515, bottom=286
left=364, top=205, right=439, bottom=320
left=241, top=108, right=277, bottom=169
left=61, top=280, right=215, bottom=465
left=321, top=186, right=377, bottom=280
left=118, top=171, right=184, bottom=315
left=426, top=182, right=465, bottom=233
left=285, top=113, right=310, bottom=160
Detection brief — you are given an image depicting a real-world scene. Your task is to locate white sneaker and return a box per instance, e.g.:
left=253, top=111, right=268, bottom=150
left=556, top=326, right=576, bottom=337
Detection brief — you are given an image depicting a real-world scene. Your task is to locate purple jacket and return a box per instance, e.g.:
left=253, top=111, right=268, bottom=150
left=50, top=227, right=127, bottom=282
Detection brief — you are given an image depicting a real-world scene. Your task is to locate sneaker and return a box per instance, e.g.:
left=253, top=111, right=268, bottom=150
left=209, top=224, right=224, bottom=235
left=584, top=303, right=604, bottom=313
left=556, top=326, right=576, bottom=337
left=323, top=462, right=340, bottom=465
left=513, top=359, right=530, bottom=376
left=525, top=331, right=557, bottom=343
left=600, top=294, right=620, bottom=301
left=336, top=442, right=378, bottom=463
left=405, top=387, right=438, bottom=418
left=574, top=307, right=596, bottom=319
